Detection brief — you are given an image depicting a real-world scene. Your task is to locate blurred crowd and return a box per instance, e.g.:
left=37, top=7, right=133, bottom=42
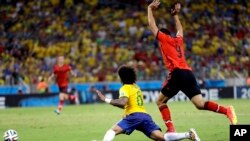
left=0, top=0, right=249, bottom=87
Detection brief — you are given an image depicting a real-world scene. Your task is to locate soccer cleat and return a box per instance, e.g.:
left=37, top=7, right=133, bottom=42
left=189, top=128, right=200, bottom=141
left=227, top=106, right=237, bottom=125
left=54, top=109, right=60, bottom=115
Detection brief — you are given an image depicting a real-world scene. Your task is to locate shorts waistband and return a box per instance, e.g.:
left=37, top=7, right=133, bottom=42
left=127, top=112, right=149, bottom=116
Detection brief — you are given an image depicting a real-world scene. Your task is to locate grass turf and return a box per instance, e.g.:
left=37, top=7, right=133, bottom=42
left=0, top=99, right=249, bottom=141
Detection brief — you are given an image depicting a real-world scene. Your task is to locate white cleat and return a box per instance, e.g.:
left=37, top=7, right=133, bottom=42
left=189, top=128, right=200, bottom=141
left=54, top=109, right=60, bottom=115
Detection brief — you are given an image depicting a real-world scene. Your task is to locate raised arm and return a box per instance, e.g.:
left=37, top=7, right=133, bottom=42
left=171, top=3, right=183, bottom=37
left=94, top=89, right=128, bottom=109
left=147, top=0, right=160, bottom=37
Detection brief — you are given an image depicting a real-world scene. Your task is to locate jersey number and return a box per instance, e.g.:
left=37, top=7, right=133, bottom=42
left=136, top=91, right=143, bottom=106
left=175, top=45, right=182, bottom=58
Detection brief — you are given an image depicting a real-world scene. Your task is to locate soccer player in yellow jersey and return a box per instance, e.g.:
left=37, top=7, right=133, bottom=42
left=94, top=66, right=200, bottom=141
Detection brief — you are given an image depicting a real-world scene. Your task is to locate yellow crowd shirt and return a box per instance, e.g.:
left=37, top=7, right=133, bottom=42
left=119, top=84, right=147, bottom=116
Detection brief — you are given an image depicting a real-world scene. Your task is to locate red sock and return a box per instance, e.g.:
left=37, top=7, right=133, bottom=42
left=58, top=100, right=64, bottom=112
left=204, top=101, right=227, bottom=115
left=159, top=105, right=175, bottom=132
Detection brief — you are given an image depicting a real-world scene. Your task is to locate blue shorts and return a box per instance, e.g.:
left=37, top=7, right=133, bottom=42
left=117, top=112, right=161, bottom=137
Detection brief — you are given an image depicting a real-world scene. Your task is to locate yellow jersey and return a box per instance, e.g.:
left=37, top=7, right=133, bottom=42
left=119, top=84, right=147, bottom=115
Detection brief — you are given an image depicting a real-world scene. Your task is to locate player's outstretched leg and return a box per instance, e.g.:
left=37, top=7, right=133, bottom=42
left=157, top=93, right=175, bottom=132
left=164, top=128, right=200, bottom=141
left=150, top=128, right=200, bottom=141
left=103, top=125, right=123, bottom=141
left=103, top=130, right=115, bottom=141
left=191, top=95, right=237, bottom=125
left=54, top=100, right=63, bottom=115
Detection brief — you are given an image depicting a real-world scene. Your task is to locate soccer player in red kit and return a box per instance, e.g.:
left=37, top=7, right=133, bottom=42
left=147, top=0, right=237, bottom=132
left=48, top=56, right=77, bottom=115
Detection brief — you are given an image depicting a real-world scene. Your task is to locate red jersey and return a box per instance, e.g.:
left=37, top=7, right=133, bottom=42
left=53, top=64, right=71, bottom=87
left=157, top=31, right=191, bottom=72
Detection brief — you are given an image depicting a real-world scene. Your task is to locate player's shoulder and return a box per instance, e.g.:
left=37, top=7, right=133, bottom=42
left=63, top=64, right=69, bottom=67
left=120, top=84, right=135, bottom=92
left=65, top=64, right=71, bottom=69
left=175, top=35, right=183, bottom=41
left=157, top=31, right=167, bottom=39
left=121, top=84, right=141, bottom=92
left=120, top=85, right=129, bottom=91
left=157, top=31, right=175, bottom=42
left=119, top=85, right=128, bottom=97
left=53, top=65, right=58, bottom=69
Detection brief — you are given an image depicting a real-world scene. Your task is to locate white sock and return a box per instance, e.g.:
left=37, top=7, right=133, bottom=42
left=164, top=132, right=190, bottom=141
left=103, top=130, right=116, bottom=141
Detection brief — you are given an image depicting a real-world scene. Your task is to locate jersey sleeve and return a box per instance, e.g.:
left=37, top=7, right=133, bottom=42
left=67, top=65, right=72, bottom=71
left=176, top=36, right=184, bottom=45
left=53, top=66, right=57, bottom=74
left=156, top=31, right=171, bottom=42
left=119, top=87, right=129, bottom=98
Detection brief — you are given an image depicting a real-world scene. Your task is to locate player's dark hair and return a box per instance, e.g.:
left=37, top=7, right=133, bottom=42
left=118, top=66, right=136, bottom=84
left=160, top=28, right=171, bottom=36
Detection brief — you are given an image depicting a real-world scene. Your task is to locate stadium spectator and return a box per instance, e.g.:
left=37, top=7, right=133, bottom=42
left=36, top=76, right=48, bottom=93
left=17, top=88, right=23, bottom=94
left=0, top=0, right=249, bottom=90
left=247, top=72, right=250, bottom=86
left=68, top=87, right=80, bottom=105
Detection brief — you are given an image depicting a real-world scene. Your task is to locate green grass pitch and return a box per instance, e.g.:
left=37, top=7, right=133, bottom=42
left=0, top=99, right=249, bottom=141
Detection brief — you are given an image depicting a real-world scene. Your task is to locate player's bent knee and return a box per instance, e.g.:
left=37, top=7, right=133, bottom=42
left=156, top=93, right=168, bottom=107
left=194, top=101, right=205, bottom=110
left=191, top=95, right=205, bottom=110
left=156, top=100, right=166, bottom=107
left=195, top=104, right=204, bottom=110
left=59, top=95, right=64, bottom=100
left=150, top=130, right=165, bottom=141
left=156, top=100, right=162, bottom=107
left=111, top=125, right=123, bottom=135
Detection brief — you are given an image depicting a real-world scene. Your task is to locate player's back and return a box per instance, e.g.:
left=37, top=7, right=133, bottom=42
left=157, top=31, right=191, bottom=72
left=119, top=84, right=146, bottom=116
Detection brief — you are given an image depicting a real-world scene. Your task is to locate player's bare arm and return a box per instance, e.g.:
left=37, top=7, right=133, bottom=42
left=48, top=73, right=55, bottom=84
left=109, top=97, right=128, bottom=109
left=94, top=89, right=128, bottom=109
left=147, top=0, right=160, bottom=37
left=171, top=3, right=183, bottom=37
left=70, top=70, right=77, bottom=77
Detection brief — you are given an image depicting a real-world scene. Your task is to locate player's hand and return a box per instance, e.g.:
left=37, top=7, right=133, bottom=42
left=71, top=71, right=77, bottom=77
left=148, top=0, right=160, bottom=10
left=94, top=89, right=105, bottom=102
left=171, top=2, right=181, bottom=15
